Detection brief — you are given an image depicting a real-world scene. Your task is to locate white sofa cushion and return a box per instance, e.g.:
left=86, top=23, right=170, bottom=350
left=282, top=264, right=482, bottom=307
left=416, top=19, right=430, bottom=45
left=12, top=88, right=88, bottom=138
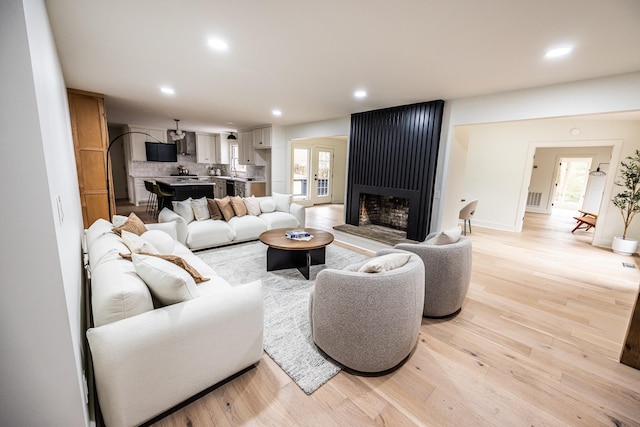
left=272, top=192, right=292, bottom=212
left=186, top=219, right=235, bottom=250
left=259, top=197, right=276, bottom=213
left=132, top=253, right=200, bottom=306
left=259, top=211, right=300, bottom=230
left=141, top=229, right=176, bottom=254
left=89, top=233, right=130, bottom=269
left=86, top=218, right=114, bottom=249
left=145, top=221, right=178, bottom=241
left=228, top=215, right=268, bottom=242
left=173, top=198, right=195, bottom=223
left=191, top=197, right=211, bottom=221
left=91, top=258, right=154, bottom=327
left=121, top=230, right=160, bottom=254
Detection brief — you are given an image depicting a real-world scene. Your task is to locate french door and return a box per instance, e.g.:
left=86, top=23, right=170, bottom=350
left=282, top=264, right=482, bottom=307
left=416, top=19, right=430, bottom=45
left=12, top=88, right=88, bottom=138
left=292, top=145, right=333, bottom=205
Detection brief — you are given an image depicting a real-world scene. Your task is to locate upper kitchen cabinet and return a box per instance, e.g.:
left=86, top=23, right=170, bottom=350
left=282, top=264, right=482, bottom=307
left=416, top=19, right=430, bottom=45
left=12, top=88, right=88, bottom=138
left=128, top=126, right=167, bottom=161
left=196, top=133, right=230, bottom=164
left=253, top=126, right=272, bottom=148
left=238, top=131, right=266, bottom=166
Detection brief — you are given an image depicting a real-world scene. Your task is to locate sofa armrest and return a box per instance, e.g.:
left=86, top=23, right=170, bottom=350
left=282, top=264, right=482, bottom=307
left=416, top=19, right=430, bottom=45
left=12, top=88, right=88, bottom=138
left=158, top=207, right=188, bottom=245
left=87, top=280, right=263, bottom=427
left=290, top=203, right=306, bottom=227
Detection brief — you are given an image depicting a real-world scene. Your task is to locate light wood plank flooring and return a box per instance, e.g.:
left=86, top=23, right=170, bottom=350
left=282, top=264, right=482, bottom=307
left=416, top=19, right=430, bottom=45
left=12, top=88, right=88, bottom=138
left=130, top=203, right=640, bottom=426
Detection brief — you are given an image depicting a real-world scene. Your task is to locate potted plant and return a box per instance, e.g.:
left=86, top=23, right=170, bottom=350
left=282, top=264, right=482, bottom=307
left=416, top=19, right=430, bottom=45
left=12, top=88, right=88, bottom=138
left=611, top=150, right=640, bottom=255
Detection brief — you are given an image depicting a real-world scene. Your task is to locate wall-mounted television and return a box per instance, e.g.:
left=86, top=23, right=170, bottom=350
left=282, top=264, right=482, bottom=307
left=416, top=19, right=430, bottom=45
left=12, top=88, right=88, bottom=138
left=145, top=141, right=177, bottom=162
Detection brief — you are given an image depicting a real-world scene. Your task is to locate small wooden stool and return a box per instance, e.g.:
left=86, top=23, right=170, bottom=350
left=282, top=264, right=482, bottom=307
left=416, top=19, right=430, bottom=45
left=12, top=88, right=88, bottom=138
left=572, top=211, right=597, bottom=232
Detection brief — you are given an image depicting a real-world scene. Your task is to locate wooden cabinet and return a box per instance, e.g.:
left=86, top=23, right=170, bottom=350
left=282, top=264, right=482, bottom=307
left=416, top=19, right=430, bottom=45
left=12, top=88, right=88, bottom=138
left=128, top=126, right=166, bottom=161
left=246, top=181, right=266, bottom=197
left=212, top=178, right=227, bottom=198
left=253, top=127, right=272, bottom=148
left=234, top=181, right=246, bottom=198
left=68, top=89, right=113, bottom=228
left=196, top=133, right=230, bottom=164
left=239, top=131, right=266, bottom=166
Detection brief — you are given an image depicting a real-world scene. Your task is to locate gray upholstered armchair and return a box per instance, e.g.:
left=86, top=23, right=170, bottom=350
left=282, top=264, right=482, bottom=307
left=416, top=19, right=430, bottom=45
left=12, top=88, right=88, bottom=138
left=395, top=233, right=472, bottom=318
left=309, top=250, right=425, bottom=373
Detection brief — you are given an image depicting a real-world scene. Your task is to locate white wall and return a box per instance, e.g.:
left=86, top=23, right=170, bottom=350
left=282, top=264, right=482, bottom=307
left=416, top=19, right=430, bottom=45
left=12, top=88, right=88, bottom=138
left=435, top=72, right=640, bottom=244
left=0, top=0, right=89, bottom=425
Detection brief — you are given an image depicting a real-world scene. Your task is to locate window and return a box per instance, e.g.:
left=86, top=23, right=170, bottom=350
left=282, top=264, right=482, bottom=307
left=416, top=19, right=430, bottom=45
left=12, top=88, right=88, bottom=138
left=229, top=144, right=246, bottom=173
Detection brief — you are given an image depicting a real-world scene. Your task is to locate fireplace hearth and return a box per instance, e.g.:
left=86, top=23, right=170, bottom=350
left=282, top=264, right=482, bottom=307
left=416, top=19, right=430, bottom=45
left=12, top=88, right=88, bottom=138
left=359, top=193, right=410, bottom=231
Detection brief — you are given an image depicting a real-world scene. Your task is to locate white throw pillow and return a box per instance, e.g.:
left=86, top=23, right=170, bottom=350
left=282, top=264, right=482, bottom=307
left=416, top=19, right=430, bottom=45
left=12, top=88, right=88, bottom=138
left=243, top=196, right=262, bottom=216
left=426, top=226, right=462, bottom=245
left=358, top=253, right=412, bottom=273
left=121, top=230, right=160, bottom=254
left=132, top=253, right=200, bottom=305
left=190, top=197, right=211, bottom=221
left=145, top=221, right=178, bottom=241
left=172, top=198, right=195, bottom=223
left=260, top=198, right=277, bottom=213
left=141, top=229, right=175, bottom=254
left=272, top=192, right=292, bottom=213
left=111, top=214, right=128, bottom=228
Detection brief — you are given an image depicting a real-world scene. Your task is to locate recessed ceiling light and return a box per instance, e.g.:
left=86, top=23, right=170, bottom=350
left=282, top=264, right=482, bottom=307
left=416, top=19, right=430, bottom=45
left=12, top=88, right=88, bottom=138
left=272, top=109, right=282, bottom=116
left=208, top=38, right=229, bottom=51
left=545, top=46, right=573, bottom=59
left=354, top=90, right=367, bottom=98
left=160, top=86, right=175, bottom=95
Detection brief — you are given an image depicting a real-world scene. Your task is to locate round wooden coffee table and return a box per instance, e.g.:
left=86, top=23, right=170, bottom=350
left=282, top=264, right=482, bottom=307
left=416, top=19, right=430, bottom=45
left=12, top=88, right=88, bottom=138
left=259, top=228, right=334, bottom=279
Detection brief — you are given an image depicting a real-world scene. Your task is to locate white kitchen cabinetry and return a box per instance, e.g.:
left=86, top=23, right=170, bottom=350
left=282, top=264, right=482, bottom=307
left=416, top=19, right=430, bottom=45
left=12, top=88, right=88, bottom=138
left=197, top=133, right=230, bottom=164
left=128, top=126, right=167, bottom=161
left=253, top=127, right=272, bottom=148
left=196, top=133, right=215, bottom=164
left=239, top=131, right=265, bottom=166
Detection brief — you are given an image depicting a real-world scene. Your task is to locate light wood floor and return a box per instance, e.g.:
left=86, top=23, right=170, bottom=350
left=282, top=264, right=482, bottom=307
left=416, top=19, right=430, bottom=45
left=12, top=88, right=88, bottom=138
left=138, top=204, right=640, bottom=426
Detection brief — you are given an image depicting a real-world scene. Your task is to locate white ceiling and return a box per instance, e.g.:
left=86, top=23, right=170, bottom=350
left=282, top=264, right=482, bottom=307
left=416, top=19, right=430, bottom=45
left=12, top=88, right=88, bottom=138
left=44, top=0, right=640, bottom=133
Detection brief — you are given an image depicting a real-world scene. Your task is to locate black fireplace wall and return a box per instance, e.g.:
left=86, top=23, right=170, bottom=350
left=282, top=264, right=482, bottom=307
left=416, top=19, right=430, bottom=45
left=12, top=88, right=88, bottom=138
left=346, top=100, right=444, bottom=241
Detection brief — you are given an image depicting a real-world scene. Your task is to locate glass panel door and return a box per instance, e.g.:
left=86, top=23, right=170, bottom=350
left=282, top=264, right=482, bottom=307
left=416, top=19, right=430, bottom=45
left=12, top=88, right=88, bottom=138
left=553, top=158, right=592, bottom=210
left=292, top=147, right=310, bottom=200
left=312, top=148, right=333, bottom=204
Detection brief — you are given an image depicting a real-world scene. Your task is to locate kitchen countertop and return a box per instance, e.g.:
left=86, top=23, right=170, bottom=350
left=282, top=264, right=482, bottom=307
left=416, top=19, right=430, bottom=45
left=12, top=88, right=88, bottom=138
left=150, top=176, right=266, bottom=185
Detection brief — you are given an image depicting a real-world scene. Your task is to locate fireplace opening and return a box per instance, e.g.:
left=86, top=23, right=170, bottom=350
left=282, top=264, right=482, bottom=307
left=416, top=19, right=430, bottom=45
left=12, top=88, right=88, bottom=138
left=359, top=193, right=410, bottom=231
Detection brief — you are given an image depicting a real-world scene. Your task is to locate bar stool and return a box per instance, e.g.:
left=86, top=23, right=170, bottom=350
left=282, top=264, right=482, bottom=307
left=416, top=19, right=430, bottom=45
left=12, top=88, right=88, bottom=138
left=152, top=184, right=174, bottom=218
left=144, top=180, right=157, bottom=214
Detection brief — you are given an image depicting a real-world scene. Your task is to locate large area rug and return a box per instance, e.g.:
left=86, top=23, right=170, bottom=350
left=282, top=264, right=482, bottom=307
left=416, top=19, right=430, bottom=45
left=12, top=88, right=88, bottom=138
left=197, top=241, right=368, bottom=394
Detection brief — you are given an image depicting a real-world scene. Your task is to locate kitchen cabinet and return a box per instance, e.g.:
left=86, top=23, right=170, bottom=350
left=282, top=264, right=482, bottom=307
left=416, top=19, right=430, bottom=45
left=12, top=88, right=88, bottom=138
left=245, top=181, right=266, bottom=197
left=239, top=131, right=266, bottom=166
left=128, top=126, right=166, bottom=161
left=196, top=133, right=216, bottom=163
left=234, top=181, right=246, bottom=198
left=253, top=126, right=272, bottom=148
left=68, top=88, right=113, bottom=227
left=197, top=133, right=230, bottom=164
left=212, top=178, right=227, bottom=198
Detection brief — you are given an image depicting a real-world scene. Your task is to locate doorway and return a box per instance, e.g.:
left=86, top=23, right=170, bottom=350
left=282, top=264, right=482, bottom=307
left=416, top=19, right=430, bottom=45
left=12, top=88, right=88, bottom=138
left=292, top=140, right=343, bottom=206
left=552, top=157, right=592, bottom=210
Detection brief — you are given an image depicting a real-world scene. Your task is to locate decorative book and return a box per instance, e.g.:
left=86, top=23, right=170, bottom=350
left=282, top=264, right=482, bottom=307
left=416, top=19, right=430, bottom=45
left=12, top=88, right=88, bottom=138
left=285, top=230, right=313, bottom=241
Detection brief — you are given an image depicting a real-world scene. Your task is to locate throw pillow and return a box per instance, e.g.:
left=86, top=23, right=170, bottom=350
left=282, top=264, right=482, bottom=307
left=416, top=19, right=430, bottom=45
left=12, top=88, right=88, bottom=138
left=206, top=198, right=223, bottom=220
left=272, top=192, right=292, bottom=213
left=259, top=197, right=276, bottom=213
left=426, top=226, right=462, bottom=245
left=215, top=196, right=236, bottom=221
left=121, top=252, right=209, bottom=284
left=358, top=253, right=412, bottom=273
left=121, top=230, right=160, bottom=254
left=145, top=221, right=178, bottom=241
left=132, top=253, right=200, bottom=305
left=243, top=196, right=261, bottom=216
left=140, top=229, right=175, bottom=254
left=172, top=198, right=195, bottom=223
left=229, top=196, right=247, bottom=217
left=191, top=197, right=211, bottom=221
left=112, top=212, right=147, bottom=236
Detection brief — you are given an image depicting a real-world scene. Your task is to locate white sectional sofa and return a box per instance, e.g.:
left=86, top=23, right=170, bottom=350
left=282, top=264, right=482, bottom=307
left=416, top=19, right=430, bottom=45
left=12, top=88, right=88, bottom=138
left=158, top=193, right=305, bottom=250
left=84, top=216, right=264, bottom=427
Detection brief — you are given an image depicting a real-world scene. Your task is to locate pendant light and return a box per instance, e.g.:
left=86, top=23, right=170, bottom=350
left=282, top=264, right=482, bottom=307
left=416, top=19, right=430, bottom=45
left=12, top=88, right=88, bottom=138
left=227, top=132, right=237, bottom=140
left=589, top=163, right=608, bottom=176
left=170, top=119, right=186, bottom=141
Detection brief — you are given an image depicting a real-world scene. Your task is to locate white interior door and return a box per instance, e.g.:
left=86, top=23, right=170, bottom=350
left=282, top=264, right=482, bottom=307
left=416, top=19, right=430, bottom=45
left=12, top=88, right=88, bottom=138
left=311, top=147, right=333, bottom=204
left=553, top=158, right=592, bottom=210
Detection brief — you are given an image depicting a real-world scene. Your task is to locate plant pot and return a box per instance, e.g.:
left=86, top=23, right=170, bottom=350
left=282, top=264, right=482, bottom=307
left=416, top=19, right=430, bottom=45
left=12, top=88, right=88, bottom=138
left=612, top=237, right=638, bottom=256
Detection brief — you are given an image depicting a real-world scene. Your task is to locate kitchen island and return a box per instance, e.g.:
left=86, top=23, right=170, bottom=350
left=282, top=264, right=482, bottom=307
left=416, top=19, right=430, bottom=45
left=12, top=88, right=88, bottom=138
left=155, top=177, right=216, bottom=202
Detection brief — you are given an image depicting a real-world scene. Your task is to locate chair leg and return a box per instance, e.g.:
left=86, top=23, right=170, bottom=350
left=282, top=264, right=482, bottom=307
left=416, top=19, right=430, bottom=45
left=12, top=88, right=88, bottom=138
left=468, top=219, right=472, bottom=234
left=463, top=220, right=467, bottom=236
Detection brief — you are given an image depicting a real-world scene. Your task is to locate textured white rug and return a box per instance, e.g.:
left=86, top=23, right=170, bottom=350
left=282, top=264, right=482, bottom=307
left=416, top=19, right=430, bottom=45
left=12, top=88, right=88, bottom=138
left=197, top=241, right=368, bottom=394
